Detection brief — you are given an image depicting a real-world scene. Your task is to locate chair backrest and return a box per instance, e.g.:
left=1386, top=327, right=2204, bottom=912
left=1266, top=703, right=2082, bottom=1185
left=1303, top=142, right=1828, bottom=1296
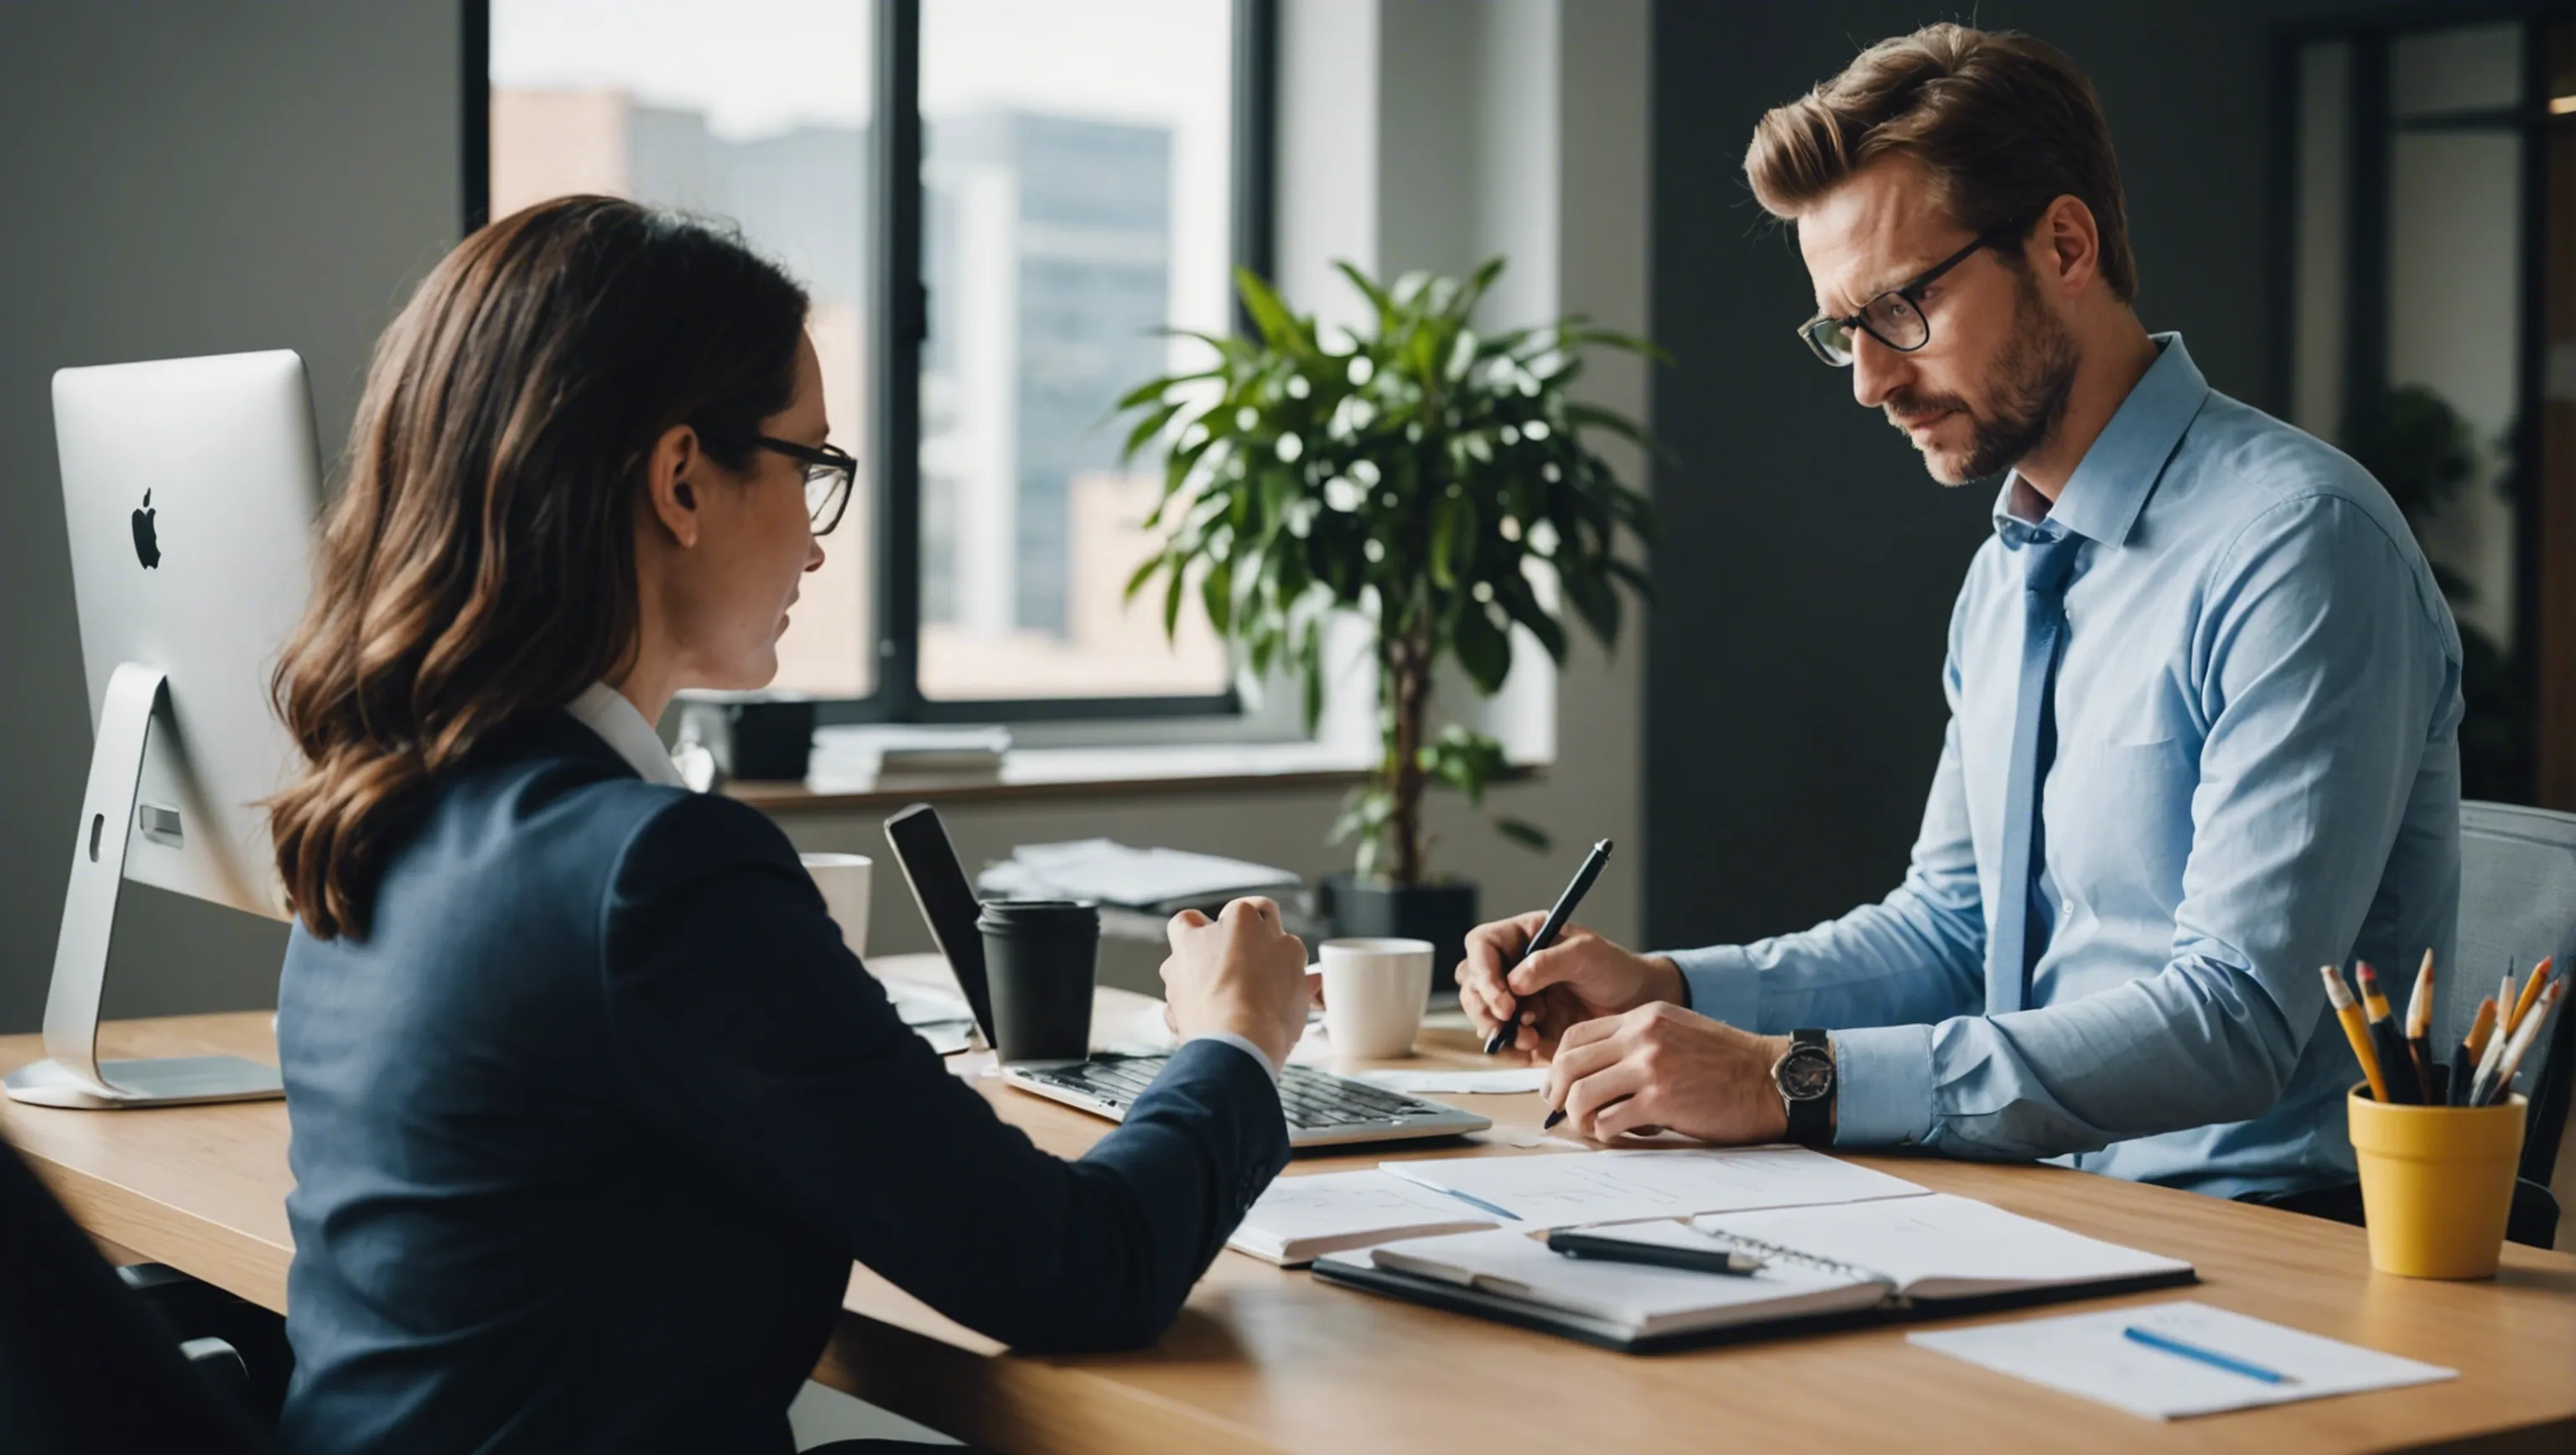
left=0, top=1134, right=270, bottom=1454
left=2446, top=801, right=2576, bottom=1184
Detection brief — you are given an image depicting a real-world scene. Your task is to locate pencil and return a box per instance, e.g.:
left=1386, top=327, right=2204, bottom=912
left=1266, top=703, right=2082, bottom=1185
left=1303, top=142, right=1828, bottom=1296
left=2355, top=963, right=2421, bottom=1104
left=2469, top=984, right=2517, bottom=1105
left=2452, top=996, right=2497, bottom=1106
left=2402, top=949, right=2436, bottom=1100
left=2464, top=995, right=2500, bottom=1065
left=2475, top=979, right=2562, bottom=1107
left=2321, top=965, right=2388, bottom=1103
left=2508, top=955, right=2555, bottom=1037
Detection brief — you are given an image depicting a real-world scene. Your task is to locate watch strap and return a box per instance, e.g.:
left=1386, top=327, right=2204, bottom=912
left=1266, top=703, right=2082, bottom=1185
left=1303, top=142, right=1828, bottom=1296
left=1784, top=1027, right=1833, bottom=1147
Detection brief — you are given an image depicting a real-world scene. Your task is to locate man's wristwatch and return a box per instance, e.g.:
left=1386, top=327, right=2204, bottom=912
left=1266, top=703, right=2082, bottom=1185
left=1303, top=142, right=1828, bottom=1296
left=1772, top=1029, right=1836, bottom=1147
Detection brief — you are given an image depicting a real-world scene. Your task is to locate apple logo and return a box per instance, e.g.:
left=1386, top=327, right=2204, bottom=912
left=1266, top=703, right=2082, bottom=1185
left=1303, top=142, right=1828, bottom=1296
left=131, top=489, right=159, bottom=569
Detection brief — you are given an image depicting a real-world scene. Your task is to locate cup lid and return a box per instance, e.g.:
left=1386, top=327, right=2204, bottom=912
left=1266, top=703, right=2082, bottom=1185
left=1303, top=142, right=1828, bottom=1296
left=976, top=898, right=1099, bottom=930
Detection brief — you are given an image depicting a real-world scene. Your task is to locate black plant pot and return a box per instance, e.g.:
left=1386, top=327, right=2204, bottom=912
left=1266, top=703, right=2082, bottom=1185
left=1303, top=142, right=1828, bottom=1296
left=1317, top=875, right=1478, bottom=1006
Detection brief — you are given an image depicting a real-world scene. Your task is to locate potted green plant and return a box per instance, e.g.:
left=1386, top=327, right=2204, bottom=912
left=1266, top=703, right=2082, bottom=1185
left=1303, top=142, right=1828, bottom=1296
left=1115, top=258, right=1660, bottom=980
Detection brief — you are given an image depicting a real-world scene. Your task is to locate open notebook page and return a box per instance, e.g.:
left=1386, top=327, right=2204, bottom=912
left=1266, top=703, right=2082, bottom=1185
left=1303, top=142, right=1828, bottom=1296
left=1353, top=1228, right=1886, bottom=1338
left=1226, top=1169, right=1499, bottom=1265
left=1379, top=1146, right=1928, bottom=1229
left=1691, top=1193, right=2191, bottom=1298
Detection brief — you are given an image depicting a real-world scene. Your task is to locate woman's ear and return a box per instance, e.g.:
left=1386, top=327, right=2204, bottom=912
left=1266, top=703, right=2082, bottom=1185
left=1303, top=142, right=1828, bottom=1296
left=642, top=423, right=704, bottom=548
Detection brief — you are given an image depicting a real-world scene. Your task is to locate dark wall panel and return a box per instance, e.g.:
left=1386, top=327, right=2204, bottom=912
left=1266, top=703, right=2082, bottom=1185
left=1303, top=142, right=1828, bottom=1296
left=0, top=2, right=460, bottom=1030
left=1643, top=0, right=2431, bottom=951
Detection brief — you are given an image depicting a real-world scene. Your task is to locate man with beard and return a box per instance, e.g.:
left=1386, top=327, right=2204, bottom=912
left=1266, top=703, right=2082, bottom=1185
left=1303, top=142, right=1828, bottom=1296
left=1458, top=24, right=2463, bottom=1203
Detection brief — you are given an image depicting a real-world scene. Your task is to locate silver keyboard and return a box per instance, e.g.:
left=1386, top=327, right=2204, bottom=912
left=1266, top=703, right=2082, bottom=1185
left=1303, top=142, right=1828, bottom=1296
left=1005, top=1054, right=1493, bottom=1147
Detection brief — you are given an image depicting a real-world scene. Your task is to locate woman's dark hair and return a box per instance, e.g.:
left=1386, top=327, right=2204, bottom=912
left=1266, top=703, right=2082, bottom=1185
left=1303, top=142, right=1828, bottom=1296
left=269, top=195, right=808, bottom=939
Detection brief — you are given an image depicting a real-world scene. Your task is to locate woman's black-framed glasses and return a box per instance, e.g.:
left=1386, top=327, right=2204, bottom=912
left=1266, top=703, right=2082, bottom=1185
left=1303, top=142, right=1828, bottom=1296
left=1795, top=221, right=2026, bottom=366
left=754, top=436, right=857, bottom=535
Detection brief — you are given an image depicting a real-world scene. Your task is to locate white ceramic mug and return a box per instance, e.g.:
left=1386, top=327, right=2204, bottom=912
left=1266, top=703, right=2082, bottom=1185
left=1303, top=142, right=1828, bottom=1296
left=1318, top=938, right=1433, bottom=1059
left=800, top=852, right=873, bottom=958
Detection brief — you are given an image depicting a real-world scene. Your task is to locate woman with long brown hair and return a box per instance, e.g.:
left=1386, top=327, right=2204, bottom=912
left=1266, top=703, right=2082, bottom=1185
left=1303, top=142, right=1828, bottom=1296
left=267, top=196, right=1310, bottom=1455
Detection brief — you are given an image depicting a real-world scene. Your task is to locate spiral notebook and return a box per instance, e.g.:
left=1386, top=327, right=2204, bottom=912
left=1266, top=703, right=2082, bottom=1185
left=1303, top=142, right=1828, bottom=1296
left=1311, top=1193, right=2195, bottom=1353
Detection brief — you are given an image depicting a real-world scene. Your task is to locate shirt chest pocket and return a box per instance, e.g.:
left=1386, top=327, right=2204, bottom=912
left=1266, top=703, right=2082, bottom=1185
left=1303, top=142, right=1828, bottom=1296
left=2044, top=737, right=2198, bottom=909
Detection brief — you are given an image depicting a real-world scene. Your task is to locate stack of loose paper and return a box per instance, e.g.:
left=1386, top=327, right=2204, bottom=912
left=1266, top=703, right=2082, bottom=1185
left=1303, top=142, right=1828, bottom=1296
left=1909, top=1302, right=2455, bottom=1419
left=1227, top=1170, right=1504, bottom=1265
left=977, top=839, right=1302, bottom=914
left=880, top=980, right=976, bottom=1055
left=810, top=725, right=1011, bottom=781
left=1327, top=1228, right=1888, bottom=1341
left=1379, top=1146, right=1929, bottom=1229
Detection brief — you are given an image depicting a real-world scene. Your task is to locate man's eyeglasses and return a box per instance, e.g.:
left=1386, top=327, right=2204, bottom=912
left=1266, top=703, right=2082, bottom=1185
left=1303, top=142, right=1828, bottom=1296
left=750, top=436, right=857, bottom=534
left=1796, top=221, right=2029, bottom=366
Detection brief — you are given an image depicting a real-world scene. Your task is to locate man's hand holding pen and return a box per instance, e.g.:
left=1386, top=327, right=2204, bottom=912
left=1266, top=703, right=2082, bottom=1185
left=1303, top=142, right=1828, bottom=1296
left=1460, top=913, right=1805, bottom=1144
left=1457, top=911, right=1685, bottom=1055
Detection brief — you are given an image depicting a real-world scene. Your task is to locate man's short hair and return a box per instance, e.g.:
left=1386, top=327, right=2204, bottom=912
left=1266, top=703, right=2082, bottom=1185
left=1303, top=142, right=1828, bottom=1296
left=1744, top=23, right=2137, bottom=303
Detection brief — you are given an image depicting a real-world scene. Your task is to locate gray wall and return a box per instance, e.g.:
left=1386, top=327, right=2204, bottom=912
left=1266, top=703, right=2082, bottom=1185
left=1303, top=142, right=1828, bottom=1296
left=0, top=3, right=460, bottom=1028
left=1641, top=0, right=2442, bottom=950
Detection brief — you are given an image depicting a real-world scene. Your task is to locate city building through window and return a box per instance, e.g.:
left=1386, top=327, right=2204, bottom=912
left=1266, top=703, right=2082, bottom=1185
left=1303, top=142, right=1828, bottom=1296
left=485, top=0, right=1249, bottom=717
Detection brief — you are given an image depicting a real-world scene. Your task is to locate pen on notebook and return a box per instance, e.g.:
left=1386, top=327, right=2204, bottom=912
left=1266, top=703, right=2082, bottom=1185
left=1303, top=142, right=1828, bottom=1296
left=2322, top=966, right=2387, bottom=1104
left=2402, top=949, right=2436, bottom=1102
left=2449, top=996, right=2496, bottom=1106
left=2475, top=978, right=2561, bottom=1107
left=2120, top=1325, right=2296, bottom=1385
left=1547, top=1229, right=1765, bottom=1276
left=2507, top=955, right=2555, bottom=1037
left=1483, top=838, right=1613, bottom=1055
left=2355, top=963, right=2420, bottom=1104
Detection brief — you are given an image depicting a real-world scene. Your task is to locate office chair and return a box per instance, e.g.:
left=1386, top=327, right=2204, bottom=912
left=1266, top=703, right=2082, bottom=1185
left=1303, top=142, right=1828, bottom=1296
left=0, top=1133, right=272, bottom=1454
left=2253, top=800, right=2576, bottom=1248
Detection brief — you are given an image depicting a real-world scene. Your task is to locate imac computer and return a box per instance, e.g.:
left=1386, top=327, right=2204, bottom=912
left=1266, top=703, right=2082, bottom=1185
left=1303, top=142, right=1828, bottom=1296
left=5, top=351, right=325, bottom=1108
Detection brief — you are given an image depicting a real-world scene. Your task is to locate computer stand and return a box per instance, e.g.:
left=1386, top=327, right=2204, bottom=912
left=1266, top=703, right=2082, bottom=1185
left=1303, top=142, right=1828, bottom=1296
left=3, top=663, right=285, bottom=1109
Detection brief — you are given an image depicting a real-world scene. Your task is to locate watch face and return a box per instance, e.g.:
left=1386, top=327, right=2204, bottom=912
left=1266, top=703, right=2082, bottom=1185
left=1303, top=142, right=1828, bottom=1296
left=1779, top=1045, right=1834, bottom=1100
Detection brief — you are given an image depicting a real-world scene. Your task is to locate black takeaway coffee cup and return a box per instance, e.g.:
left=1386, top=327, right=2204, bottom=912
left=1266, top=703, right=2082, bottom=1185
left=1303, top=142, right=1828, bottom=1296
left=977, top=899, right=1099, bottom=1063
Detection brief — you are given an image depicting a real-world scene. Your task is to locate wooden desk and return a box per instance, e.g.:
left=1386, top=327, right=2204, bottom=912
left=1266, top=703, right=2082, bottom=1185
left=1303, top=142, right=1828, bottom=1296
left=6, top=958, right=2573, bottom=1455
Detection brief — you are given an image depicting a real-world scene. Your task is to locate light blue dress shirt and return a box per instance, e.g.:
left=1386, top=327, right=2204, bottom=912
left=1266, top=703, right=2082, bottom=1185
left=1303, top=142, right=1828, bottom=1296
left=1675, top=336, right=2464, bottom=1198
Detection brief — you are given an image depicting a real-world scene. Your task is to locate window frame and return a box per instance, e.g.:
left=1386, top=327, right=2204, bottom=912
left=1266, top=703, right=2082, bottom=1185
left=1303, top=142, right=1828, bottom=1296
left=465, top=0, right=1278, bottom=727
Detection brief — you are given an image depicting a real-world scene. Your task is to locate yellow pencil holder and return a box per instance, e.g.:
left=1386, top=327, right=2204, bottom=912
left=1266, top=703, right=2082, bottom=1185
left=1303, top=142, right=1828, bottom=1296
left=2346, top=1086, right=2524, bottom=1279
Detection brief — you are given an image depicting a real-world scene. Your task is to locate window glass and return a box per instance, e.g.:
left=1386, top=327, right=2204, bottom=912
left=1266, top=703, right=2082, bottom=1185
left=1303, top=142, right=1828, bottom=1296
left=490, top=0, right=876, bottom=696
left=917, top=0, right=1234, bottom=699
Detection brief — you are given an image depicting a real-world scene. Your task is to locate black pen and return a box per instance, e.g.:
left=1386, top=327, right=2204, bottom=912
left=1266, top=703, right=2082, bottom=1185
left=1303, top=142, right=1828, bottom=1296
left=1547, top=1228, right=1764, bottom=1276
left=1483, top=838, right=1613, bottom=1055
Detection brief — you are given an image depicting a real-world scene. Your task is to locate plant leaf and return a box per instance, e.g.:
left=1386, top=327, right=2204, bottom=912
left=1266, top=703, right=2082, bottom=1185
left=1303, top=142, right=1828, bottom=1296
left=1120, top=398, right=1184, bottom=461
left=1235, top=266, right=1309, bottom=355
left=1332, top=260, right=1400, bottom=333
left=1123, top=552, right=1166, bottom=605
left=1113, top=374, right=1178, bottom=411
left=1493, top=816, right=1552, bottom=853
left=1451, top=602, right=1511, bottom=694
left=1162, top=563, right=1187, bottom=641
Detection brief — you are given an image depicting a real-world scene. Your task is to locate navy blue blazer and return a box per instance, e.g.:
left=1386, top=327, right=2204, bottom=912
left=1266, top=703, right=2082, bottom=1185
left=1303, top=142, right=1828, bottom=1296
left=274, top=711, right=1288, bottom=1455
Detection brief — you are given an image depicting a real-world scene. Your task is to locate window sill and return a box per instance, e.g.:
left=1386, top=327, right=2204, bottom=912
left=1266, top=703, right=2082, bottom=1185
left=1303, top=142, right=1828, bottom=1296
left=724, top=739, right=1389, bottom=814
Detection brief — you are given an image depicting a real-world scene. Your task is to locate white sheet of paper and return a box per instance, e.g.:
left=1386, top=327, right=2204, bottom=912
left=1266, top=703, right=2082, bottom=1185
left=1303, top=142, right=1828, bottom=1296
left=1226, top=1169, right=1500, bottom=1263
left=981, top=839, right=1300, bottom=909
left=1907, top=1302, right=2455, bottom=1421
left=1354, top=1068, right=1546, bottom=1094
left=1379, top=1146, right=1929, bottom=1229
left=1691, top=1193, right=2191, bottom=1297
left=882, top=980, right=974, bottom=1029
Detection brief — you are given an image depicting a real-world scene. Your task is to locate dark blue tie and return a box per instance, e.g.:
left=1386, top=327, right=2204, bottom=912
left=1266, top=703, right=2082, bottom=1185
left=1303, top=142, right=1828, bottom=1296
left=1989, top=531, right=2080, bottom=1016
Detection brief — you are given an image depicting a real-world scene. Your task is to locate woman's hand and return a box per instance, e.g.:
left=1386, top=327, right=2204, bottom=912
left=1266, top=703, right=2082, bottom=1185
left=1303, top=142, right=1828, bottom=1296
left=1159, top=897, right=1311, bottom=1072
